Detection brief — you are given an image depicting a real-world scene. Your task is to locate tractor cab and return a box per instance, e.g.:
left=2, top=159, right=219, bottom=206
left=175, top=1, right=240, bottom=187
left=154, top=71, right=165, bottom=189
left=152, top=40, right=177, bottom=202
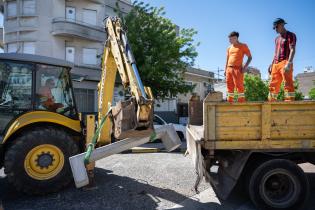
left=0, top=53, right=78, bottom=139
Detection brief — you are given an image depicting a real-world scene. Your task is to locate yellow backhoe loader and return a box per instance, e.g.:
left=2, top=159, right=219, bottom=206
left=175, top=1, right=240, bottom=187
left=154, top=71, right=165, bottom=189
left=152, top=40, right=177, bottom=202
left=0, top=17, right=180, bottom=194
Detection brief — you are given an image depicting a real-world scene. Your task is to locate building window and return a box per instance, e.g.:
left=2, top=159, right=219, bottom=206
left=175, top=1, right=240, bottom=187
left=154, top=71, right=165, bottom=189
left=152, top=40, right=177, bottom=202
left=22, top=42, right=35, bottom=54
left=194, top=82, right=201, bottom=92
left=66, top=47, right=75, bottom=63
left=66, top=7, right=76, bottom=21
left=7, top=43, right=18, bottom=53
left=74, top=88, right=95, bottom=113
left=185, top=81, right=193, bottom=86
left=82, top=48, right=97, bottom=65
left=7, top=1, right=17, bottom=17
left=22, top=0, right=36, bottom=15
left=83, top=9, right=97, bottom=26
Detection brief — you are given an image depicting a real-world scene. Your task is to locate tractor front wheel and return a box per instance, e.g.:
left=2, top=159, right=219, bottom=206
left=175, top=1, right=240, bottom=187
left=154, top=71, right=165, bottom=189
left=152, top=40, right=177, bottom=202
left=4, top=126, right=79, bottom=194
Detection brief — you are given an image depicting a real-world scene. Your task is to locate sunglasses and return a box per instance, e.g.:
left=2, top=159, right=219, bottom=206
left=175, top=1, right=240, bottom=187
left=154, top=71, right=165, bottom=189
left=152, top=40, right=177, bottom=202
left=273, top=23, right=283, bottom=30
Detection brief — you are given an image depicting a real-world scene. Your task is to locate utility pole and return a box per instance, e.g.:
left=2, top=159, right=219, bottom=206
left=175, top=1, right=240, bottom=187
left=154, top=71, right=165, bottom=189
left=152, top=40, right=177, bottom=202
left=217, top=67, right=224, bottom=82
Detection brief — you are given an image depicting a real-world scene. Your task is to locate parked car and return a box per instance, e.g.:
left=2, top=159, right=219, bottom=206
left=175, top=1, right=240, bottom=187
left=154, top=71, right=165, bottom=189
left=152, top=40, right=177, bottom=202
left=153, top=114, right=186, bottom=141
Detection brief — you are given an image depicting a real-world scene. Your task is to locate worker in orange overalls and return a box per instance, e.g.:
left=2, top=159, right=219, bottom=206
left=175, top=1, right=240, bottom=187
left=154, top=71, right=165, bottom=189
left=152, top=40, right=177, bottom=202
left=225, top=31, right=252, bottom=102
left=268, top=18, right=297, bottom=101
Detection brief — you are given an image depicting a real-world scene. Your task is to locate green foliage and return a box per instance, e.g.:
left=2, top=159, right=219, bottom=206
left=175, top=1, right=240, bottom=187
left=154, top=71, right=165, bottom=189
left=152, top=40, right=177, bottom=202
left=244, top=74, right=269, bottom=101
left=293, top=81, right=304, bottom=101
left=277, top=80, right=304, bottom=101
left=239, top=74, right=304, bottom=101
left=309, top=87, right=315, bottom=100
left=115, top=1, right=199, bottom=98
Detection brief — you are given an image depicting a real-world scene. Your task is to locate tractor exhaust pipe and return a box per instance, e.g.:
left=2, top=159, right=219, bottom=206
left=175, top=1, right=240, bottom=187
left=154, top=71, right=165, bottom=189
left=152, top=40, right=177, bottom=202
left=69, top=125, right=181, bottom=188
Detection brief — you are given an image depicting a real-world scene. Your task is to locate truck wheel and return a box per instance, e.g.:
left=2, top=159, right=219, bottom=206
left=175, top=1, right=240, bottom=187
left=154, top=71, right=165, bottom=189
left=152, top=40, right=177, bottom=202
left=248, top=159, right=309, bottom=210
left=4, top=126, right=79, bottom=195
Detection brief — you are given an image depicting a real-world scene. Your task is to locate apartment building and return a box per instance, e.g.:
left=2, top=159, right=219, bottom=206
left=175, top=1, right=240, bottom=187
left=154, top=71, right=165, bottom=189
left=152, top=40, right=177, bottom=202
left=0, top=0, right=132, bottom=112
left=0, top=0, right=215, bottom=123
left=296, top=67, right=315, bottom=99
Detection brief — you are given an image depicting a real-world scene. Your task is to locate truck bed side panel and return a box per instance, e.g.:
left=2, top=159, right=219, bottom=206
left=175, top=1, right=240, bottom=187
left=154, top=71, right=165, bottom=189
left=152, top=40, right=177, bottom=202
left=203, top=101, right=315, bottom=150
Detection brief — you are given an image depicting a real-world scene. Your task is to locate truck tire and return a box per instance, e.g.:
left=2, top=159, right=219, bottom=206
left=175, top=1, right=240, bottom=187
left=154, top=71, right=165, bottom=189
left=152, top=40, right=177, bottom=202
left=248, top=159, right=309, bottom=210
left=4, top=126, right=79, bottom=195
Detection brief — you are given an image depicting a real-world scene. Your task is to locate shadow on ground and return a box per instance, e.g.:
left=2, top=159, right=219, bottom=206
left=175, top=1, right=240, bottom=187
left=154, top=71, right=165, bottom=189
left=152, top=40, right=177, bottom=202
left=0, top=170, right=314, bottom=210
left=1, top=168, right=199, bottom=210
left=171, top=172, right=315, bottom=210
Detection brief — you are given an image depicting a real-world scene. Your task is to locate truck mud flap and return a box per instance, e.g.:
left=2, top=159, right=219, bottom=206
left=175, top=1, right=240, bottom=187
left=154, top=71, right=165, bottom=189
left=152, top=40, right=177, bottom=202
left=186, top=126, right=252, bottom=199
left=0, top=144, right=3, bottom=168
left=186, top=127, right=210, bottom=193
left=210, top=151, right=251, bottom=200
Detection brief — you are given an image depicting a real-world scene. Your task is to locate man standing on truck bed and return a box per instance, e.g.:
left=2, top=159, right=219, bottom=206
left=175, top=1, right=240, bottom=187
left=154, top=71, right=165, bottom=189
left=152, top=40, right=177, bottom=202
left=225, top=31, right=252, bottom=103
left=269, top=18, right=297, bottom=101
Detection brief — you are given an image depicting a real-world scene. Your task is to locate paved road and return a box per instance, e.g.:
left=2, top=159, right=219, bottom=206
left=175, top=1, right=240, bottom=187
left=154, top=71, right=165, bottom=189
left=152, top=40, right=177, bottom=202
left=1, top=154, right=315, bottom=210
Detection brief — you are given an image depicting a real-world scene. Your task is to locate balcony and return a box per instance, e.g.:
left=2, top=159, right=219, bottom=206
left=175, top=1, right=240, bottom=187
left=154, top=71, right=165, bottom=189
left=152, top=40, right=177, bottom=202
left=68, top=0, right=104, bottom=4
left=88, top=0, right=104, bottom=3
left=51, top=18, right=106, bottom=42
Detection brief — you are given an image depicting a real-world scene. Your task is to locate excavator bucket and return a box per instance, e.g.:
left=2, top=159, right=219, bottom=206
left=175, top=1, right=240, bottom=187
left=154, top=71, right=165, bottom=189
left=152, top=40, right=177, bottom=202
left=111, top=99, right=153, bottom=140
left=69, top=124, right=181, bottom=188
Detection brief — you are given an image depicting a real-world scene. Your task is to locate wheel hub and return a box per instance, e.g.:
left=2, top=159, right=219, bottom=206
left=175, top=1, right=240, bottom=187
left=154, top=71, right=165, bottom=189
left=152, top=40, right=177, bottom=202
left=36, top=152, right=55, bottom=169
left=24, top=144, right=65, bottom=180
left=261, top=169, right=299, bottom=208
left=271, top=181, right=280, bottom=189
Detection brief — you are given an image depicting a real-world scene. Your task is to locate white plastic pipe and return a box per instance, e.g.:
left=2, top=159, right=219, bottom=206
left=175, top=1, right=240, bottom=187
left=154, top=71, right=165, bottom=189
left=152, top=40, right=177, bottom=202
left=69, top=125, right=181, bottom=188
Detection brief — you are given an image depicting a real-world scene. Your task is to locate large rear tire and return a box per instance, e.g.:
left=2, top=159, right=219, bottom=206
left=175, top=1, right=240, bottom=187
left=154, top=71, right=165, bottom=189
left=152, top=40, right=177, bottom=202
left=248, top=159, right=309, bottom=210
left=4, top=126, right=79, bottom=195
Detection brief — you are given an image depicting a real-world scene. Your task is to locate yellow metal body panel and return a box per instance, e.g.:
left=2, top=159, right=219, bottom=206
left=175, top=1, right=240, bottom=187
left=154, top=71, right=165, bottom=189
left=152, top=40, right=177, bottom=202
left=98, top=43, right=117, bottom=145
left=3, top=111, right=81, bottom=143
left=203, top=101, right=315, bottom=150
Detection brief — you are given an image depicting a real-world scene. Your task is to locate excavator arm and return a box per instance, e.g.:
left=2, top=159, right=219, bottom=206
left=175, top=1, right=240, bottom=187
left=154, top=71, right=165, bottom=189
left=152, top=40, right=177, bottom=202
left=69, top=17, right=181, bottom=188
left=97, top=17, right=154, bottom=145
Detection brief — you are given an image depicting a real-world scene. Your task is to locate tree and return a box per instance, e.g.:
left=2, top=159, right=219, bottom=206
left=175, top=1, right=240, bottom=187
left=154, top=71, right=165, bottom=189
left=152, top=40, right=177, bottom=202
left=244, top=74, right=269, bottom=101
left=115, top=1, right=199, bottom=98
left=309, top=87, right=315, bottom=100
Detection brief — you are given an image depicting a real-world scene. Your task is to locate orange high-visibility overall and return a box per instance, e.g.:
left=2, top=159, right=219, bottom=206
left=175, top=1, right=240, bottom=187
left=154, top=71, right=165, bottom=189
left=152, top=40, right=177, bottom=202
left=226, top=66, right=245, bottom=102
left=225, top=43, right=251, bottom=102
left=269, top=61, right=295, bottom=101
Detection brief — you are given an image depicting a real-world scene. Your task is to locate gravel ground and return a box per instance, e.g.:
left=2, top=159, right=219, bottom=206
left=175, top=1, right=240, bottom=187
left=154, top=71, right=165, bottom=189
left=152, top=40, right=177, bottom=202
left=1, top=154, right=314, bottom=210
left=0, top=153, right=208, bottom=210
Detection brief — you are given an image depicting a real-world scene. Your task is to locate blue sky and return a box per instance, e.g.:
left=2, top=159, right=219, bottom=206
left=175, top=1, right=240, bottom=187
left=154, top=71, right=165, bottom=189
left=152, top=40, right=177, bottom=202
left=1, top=1, right=314, bottom=79
left=137, top=0, right=315, bottom=79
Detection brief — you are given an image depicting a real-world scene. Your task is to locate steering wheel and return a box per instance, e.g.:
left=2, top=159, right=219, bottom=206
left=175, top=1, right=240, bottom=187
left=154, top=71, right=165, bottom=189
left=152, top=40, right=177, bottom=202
left=58, top=106, right=71, bottom=115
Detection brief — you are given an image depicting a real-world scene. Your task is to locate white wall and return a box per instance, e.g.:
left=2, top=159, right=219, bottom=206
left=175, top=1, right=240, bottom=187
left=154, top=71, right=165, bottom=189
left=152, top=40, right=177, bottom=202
left=154, top=99, right=177, bottom=112
left=214, top=82, right=227, bottom=99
